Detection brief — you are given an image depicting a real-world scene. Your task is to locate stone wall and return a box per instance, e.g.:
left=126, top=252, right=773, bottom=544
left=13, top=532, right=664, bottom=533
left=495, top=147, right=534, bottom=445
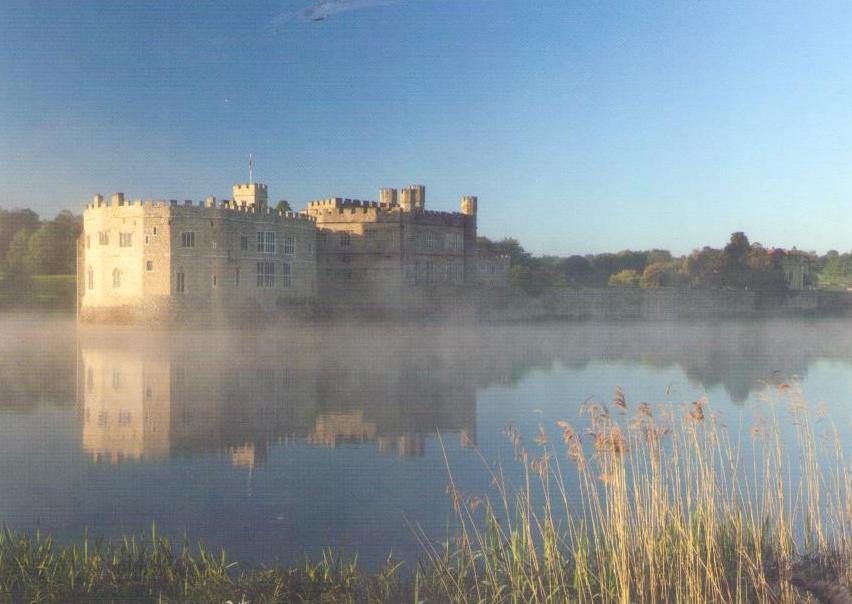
left=478, top=287, right=852, bottom=322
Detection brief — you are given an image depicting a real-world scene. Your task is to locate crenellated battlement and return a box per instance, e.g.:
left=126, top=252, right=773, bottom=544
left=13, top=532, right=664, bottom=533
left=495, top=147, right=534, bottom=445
left=85, top=192, right=315, bottom=223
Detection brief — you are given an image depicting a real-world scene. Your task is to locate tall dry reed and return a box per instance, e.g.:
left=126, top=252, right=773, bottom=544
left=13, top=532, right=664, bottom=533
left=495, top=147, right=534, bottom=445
left=419, top=381, right=852, bottom=603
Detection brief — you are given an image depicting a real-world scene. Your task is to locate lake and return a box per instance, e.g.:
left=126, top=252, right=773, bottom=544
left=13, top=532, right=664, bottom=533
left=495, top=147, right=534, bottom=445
left=0, top=315, right=850, bottom=568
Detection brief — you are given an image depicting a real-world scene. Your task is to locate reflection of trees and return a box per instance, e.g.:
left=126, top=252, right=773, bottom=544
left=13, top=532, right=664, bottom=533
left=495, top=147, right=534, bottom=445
left=2, top=318, right=851, bottom=429
left=0, top=319, right=76, bottom=412
left=472, top=320, right=849, bottom=403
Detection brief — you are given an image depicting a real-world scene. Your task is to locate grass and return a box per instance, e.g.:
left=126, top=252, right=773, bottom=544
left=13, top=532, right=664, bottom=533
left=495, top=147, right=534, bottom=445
left=0, top=273, right=75, bottom=310
left=0, top=383, right=849, bottom=603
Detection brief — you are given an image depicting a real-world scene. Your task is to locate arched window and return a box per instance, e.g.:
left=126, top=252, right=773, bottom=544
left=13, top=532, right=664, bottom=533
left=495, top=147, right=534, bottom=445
left=112, top=268, right=122, bottom=288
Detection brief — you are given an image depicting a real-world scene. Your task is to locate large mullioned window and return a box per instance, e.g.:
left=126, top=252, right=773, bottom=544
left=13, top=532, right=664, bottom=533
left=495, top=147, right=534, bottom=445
left=257, top=231, right=276, bottom=254
left=282, top=262, right=292, bottom=287
left=181, top=232, right=195, bottom=248
left=257, top=262, right=275, bottom=287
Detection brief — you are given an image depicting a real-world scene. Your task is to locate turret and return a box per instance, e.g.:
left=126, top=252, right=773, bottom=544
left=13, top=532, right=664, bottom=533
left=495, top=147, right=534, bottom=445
left=111, top=192, right=125, bottom=206
left=379, top=188, right=398, bottom=206
left=460, top=195, right=477, bottom=216
left=399, top=184, right=425, bottom=212
left=232, top=183, right=268, bottom=210
left=399, top=188, right=414, bottom=212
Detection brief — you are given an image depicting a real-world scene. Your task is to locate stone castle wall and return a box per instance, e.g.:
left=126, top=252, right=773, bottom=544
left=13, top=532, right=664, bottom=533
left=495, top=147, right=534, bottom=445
left=79, top=195, right=317, bottom=323
left=478, top=287, right=852, bottom=322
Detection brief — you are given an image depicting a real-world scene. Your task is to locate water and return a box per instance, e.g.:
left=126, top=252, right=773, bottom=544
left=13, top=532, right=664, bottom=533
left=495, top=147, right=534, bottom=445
left=0, top=315, right=850, bottom=567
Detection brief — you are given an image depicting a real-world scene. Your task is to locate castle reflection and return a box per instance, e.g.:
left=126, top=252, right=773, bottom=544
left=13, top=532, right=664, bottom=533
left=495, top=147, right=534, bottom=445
left=78, top=329, right=478, bottom=465
left=42, top=317, right=852, bottom=466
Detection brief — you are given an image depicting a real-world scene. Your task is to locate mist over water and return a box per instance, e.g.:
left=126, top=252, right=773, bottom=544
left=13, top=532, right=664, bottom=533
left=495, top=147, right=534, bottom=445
left=0, top=315, right=850, bottom=566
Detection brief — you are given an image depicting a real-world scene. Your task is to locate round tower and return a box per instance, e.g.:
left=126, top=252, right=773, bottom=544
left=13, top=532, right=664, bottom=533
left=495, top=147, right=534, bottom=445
left=399, top=187, right=414, bottom=212
left=379, top=187, right=398, bottom=206
left=411, top=184, right=425, bottom=211
left=460, top=195, right=478, bottom=216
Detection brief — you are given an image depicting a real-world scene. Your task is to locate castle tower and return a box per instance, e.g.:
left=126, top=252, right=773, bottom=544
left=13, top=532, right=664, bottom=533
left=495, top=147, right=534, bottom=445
left=379, top=188, right=398, bottom=206
left=232, top=183, right=268, bottom=210
left=399, top=185, right=425, bottom=212
left=461, top=196, right=478, bottom=285
left=411, top=184, right=425, bottom=211
left=460, top=195, right=477, bottom=216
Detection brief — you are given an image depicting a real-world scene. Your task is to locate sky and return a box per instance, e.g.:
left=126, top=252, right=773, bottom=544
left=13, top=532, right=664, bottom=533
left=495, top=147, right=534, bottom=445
left=2, top=0, right=852, bottom=256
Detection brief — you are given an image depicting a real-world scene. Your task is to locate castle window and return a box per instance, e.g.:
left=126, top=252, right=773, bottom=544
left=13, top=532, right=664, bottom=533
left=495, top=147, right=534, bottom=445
left=146, top=260, right=153, bottom=271
left=212, top=275, right=217, bottom=287
left=282, top=262, right=292, bottom=287
left=112, top=268, right=122, bottom=288
left=87, top=267, right=94, bottom=290
left=257, top=231, right=276, bottom=254
left=339, top=232, right=351, bottom=247
left=98, top=231, right=109, bottom=246
left=283, top=236, right=295, bottom=255
left=112, top=370, right=121, bottom=389
left=240, top=235, right=248, bottom=251
left=176, top=271, right=185, bottom=293
left=144, top=235, right=149, bottom=244
left=234, top=268, right=240, bottom=286
left=119, top=232, right=132, bottom=247
left=257, top=262, right=275, bottom=287
left=153, top=227, right=158, bottom=235
left=181, top=232, right=195, bottom=248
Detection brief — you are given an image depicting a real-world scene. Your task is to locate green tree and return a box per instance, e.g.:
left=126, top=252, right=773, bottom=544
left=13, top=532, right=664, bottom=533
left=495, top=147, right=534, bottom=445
left=4, top=228, right=32, bottom=274
left=0, top=208, right=39, bottom=263
left=817, top=253, right=852, bottom=289
left=275, top=200, right=292, bottom=213
left=608, top=269, right=640, bottom=288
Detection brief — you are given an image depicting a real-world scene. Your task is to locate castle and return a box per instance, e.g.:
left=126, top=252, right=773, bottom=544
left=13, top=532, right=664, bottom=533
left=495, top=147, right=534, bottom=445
left=78, top=182, right=508, bottom=322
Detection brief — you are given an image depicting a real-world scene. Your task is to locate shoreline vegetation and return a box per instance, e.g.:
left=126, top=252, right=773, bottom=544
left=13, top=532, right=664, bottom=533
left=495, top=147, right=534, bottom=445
left=1, top=385, right=850, bottom=603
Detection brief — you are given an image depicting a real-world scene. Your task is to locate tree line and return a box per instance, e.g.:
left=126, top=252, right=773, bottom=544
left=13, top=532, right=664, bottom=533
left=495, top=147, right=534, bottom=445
left=0, top=208, right=81, bottom=277
left=478, top=232, right=846, bottom=296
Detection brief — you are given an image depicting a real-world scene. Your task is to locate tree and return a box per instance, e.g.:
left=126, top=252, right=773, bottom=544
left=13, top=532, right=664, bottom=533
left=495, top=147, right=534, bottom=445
left=641, top=262, right=671, bottom=288
left=719, top=232, right=751, bottom=288
left=0, top=208, right=39, bottom=263
left=4, top=228, right=32, bottom=274
left=275, top=200, right=292, bottom=213
left=608, top=269, right=640, bottom=288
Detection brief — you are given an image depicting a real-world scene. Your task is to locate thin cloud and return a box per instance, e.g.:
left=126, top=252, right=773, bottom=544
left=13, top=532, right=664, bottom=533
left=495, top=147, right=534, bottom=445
left=273, top=0, right=402, bottom=28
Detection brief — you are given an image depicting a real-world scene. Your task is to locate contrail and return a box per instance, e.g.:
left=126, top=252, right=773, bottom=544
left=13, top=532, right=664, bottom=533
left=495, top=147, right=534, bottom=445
left=273, top=0, right=402, bottom=28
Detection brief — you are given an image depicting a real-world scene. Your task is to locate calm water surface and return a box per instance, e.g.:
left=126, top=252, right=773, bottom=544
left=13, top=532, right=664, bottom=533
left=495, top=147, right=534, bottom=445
left=0, top=315, right=850, bottom=567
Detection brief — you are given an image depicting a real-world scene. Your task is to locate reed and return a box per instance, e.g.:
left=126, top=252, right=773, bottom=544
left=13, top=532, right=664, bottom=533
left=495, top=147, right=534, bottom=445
left=0, top=382, right=849, bottom=602
left=421, top=381, right=852, bottom=603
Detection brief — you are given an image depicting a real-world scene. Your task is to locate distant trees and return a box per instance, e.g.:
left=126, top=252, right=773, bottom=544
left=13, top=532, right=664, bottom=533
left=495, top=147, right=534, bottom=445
left=476, top=231, right=831, bottom=297
left=817, top=252, right=852, bottom=289
left=608, top=270, right=640, bottom=288
left=0, top=209, right=39, bottom=260
left=275, top=200, right=292, bottom=213
left=0, top=209, right=81, bottom=276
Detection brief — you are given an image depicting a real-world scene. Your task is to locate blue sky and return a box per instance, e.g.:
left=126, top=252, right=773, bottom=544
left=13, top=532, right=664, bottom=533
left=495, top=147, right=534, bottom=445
left=2, top=0, right=852, bottom=255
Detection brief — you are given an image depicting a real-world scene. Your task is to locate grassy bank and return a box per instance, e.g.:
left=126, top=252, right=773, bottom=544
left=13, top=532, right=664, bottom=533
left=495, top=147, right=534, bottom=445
left=0, top=273, right=75, bottom=311
left=1, top=384, right=850, bottom=603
